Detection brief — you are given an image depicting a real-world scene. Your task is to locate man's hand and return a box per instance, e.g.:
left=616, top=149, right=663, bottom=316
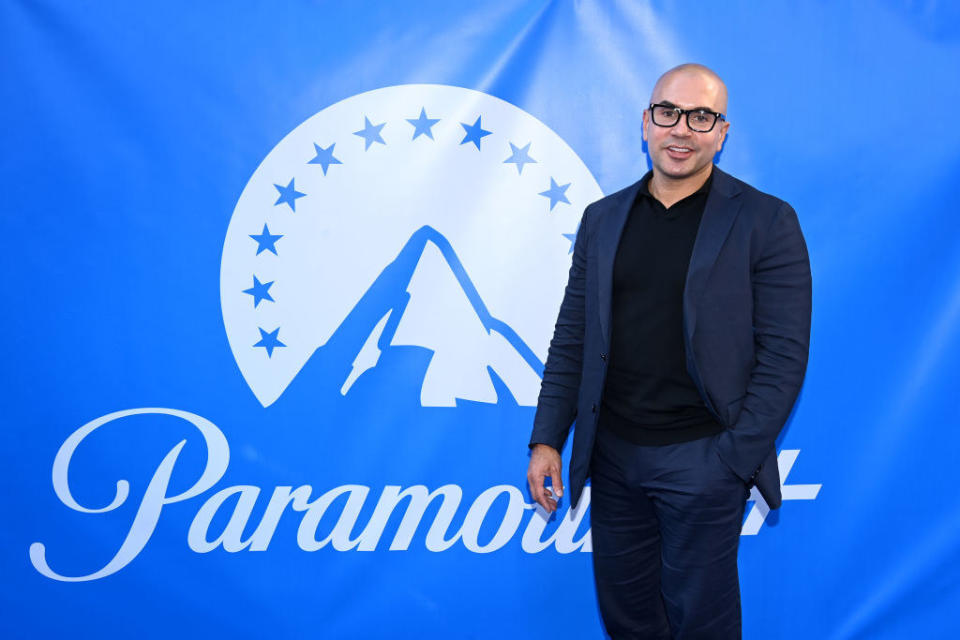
left=527, top=444, right=564, bottom=513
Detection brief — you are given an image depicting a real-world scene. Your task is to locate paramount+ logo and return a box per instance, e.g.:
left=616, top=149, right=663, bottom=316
left=30, top=86, right=819, bottom=582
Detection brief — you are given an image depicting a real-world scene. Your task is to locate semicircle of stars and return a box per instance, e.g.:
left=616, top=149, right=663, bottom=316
left=246, top=105, right=584, bottom=357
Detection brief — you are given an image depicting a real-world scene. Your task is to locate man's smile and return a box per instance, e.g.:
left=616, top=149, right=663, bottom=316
left=665, top=144, right=695, bottom=159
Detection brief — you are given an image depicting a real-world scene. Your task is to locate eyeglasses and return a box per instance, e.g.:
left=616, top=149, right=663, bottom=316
left=648, top=103, right=725, bottom=133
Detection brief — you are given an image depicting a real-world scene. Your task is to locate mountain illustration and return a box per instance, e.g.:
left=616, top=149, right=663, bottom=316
left=279, top=225, right=545, bottom=408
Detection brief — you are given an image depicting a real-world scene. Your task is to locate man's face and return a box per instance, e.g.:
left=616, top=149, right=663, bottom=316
left=642, top=70, right=730, bottom=182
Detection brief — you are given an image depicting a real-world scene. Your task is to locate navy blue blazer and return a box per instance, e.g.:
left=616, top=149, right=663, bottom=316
left=530, top=167, right=811, bottom=510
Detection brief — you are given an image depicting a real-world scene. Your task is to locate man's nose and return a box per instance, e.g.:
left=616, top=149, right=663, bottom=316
left=670, top=117, right=693, bottom=135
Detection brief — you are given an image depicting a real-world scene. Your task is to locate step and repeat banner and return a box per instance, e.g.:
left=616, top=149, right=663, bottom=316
left=3, top=2, right=959, bottom=638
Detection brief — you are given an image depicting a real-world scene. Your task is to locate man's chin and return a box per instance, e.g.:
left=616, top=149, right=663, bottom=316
left=653, top=159, right=710, bottom=181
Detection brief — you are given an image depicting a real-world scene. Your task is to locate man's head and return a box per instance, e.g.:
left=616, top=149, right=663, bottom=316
left=642, top=64, right=730, bottom=184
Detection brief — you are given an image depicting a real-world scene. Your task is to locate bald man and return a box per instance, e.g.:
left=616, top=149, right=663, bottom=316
left=527, top=64, right=811, bottom=639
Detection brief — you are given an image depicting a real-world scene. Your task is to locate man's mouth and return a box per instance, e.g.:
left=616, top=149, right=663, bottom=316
left=666, top=145, right=694, bottom=156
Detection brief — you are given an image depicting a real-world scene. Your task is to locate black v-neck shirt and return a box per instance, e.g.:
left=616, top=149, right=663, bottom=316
left=598, top=171, right=723, bottom=446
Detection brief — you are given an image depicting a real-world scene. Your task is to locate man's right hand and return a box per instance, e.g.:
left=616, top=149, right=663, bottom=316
left=527, top=444, right=564, bottom=513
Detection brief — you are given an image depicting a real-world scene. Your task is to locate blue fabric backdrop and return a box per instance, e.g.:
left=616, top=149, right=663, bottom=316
left=3, top=1, right=960, bottom=638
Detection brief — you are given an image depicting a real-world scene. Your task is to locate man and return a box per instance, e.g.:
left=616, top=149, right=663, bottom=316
left=527, top=64, right=811, bottom=639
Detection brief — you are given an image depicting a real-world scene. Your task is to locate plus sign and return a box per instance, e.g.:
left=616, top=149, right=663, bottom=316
left=741, top=449, right=821, bottom=536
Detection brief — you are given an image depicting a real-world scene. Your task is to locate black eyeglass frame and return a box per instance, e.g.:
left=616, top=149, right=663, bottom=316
left=648, top=103, right=726, bottom=133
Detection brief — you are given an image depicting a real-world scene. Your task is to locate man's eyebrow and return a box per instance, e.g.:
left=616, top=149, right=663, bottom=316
left=655, top=100, right=720, bottom=113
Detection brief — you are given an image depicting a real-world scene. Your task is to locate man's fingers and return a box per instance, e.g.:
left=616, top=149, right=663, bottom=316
left=542, top=465, right=563, bottom=501
left=551, top=466, right=564, bottom=498
left=542, top=470, right=563, bottom=512
left=537, top=492, right=558, bottom=513
left=528, top=473, right=555, bottom=512
left=527, top=446, right=563, bottom=512
left=527, top=475, right=539, bottom=499
left=537, top=479, right=556, bottom=512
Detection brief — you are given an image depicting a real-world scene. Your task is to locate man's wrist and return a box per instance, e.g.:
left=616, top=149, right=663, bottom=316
left=529, top=442, right=558, bottom=454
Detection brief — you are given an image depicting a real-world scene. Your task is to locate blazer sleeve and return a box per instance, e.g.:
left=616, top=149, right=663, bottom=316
left=716, top=201, right=812, bottom=482
left=528, top=207, right=590, bottom=452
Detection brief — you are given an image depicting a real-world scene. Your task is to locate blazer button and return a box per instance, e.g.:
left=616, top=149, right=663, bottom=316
left=600, top=353, right=607, bottom=361
left=591, top=403, right=597, bottom=413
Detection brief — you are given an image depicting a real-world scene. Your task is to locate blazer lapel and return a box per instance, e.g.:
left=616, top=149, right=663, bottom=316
left=597, top=180, right=642, bottom=344
left=683, top=167, right=743, bottom=338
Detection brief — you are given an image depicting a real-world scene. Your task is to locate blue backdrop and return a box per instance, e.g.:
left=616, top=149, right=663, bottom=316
left=4, top=2, right=960, bottom=638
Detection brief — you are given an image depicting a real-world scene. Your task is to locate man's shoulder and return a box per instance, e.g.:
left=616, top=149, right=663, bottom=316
left=713, top=166, right=792, bottom=214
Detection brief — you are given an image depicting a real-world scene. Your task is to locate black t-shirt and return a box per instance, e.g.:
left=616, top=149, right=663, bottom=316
left=599, top=171, right=723, bottom=446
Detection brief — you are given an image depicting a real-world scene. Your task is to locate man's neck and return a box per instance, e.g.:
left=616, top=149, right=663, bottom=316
left=649, top=164, right=713, bottom=208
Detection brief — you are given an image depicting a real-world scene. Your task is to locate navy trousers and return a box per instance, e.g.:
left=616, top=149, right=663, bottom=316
left=590, top=427, right=750, bottom=639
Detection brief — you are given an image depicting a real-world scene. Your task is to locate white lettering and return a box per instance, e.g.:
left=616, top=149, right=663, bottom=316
left=461, top=485, right=525, bottom=553
left=357, top=485, right=463, bottom=551
left=296, top=485, right=369, bottom=551
left=248, top=486, right=302, bottom=551
left=521, top=487, right=592, bottom=553
left=34, top=408, right=688, bottom=583
left=188, top=485, right=261, bottom=552
left=30, top=408, right=229, bottom=582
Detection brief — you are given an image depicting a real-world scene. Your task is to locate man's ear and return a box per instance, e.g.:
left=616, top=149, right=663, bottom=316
left=642, top=109, right=649, bottom=142
left=716, top=121, right=730, bottom=152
